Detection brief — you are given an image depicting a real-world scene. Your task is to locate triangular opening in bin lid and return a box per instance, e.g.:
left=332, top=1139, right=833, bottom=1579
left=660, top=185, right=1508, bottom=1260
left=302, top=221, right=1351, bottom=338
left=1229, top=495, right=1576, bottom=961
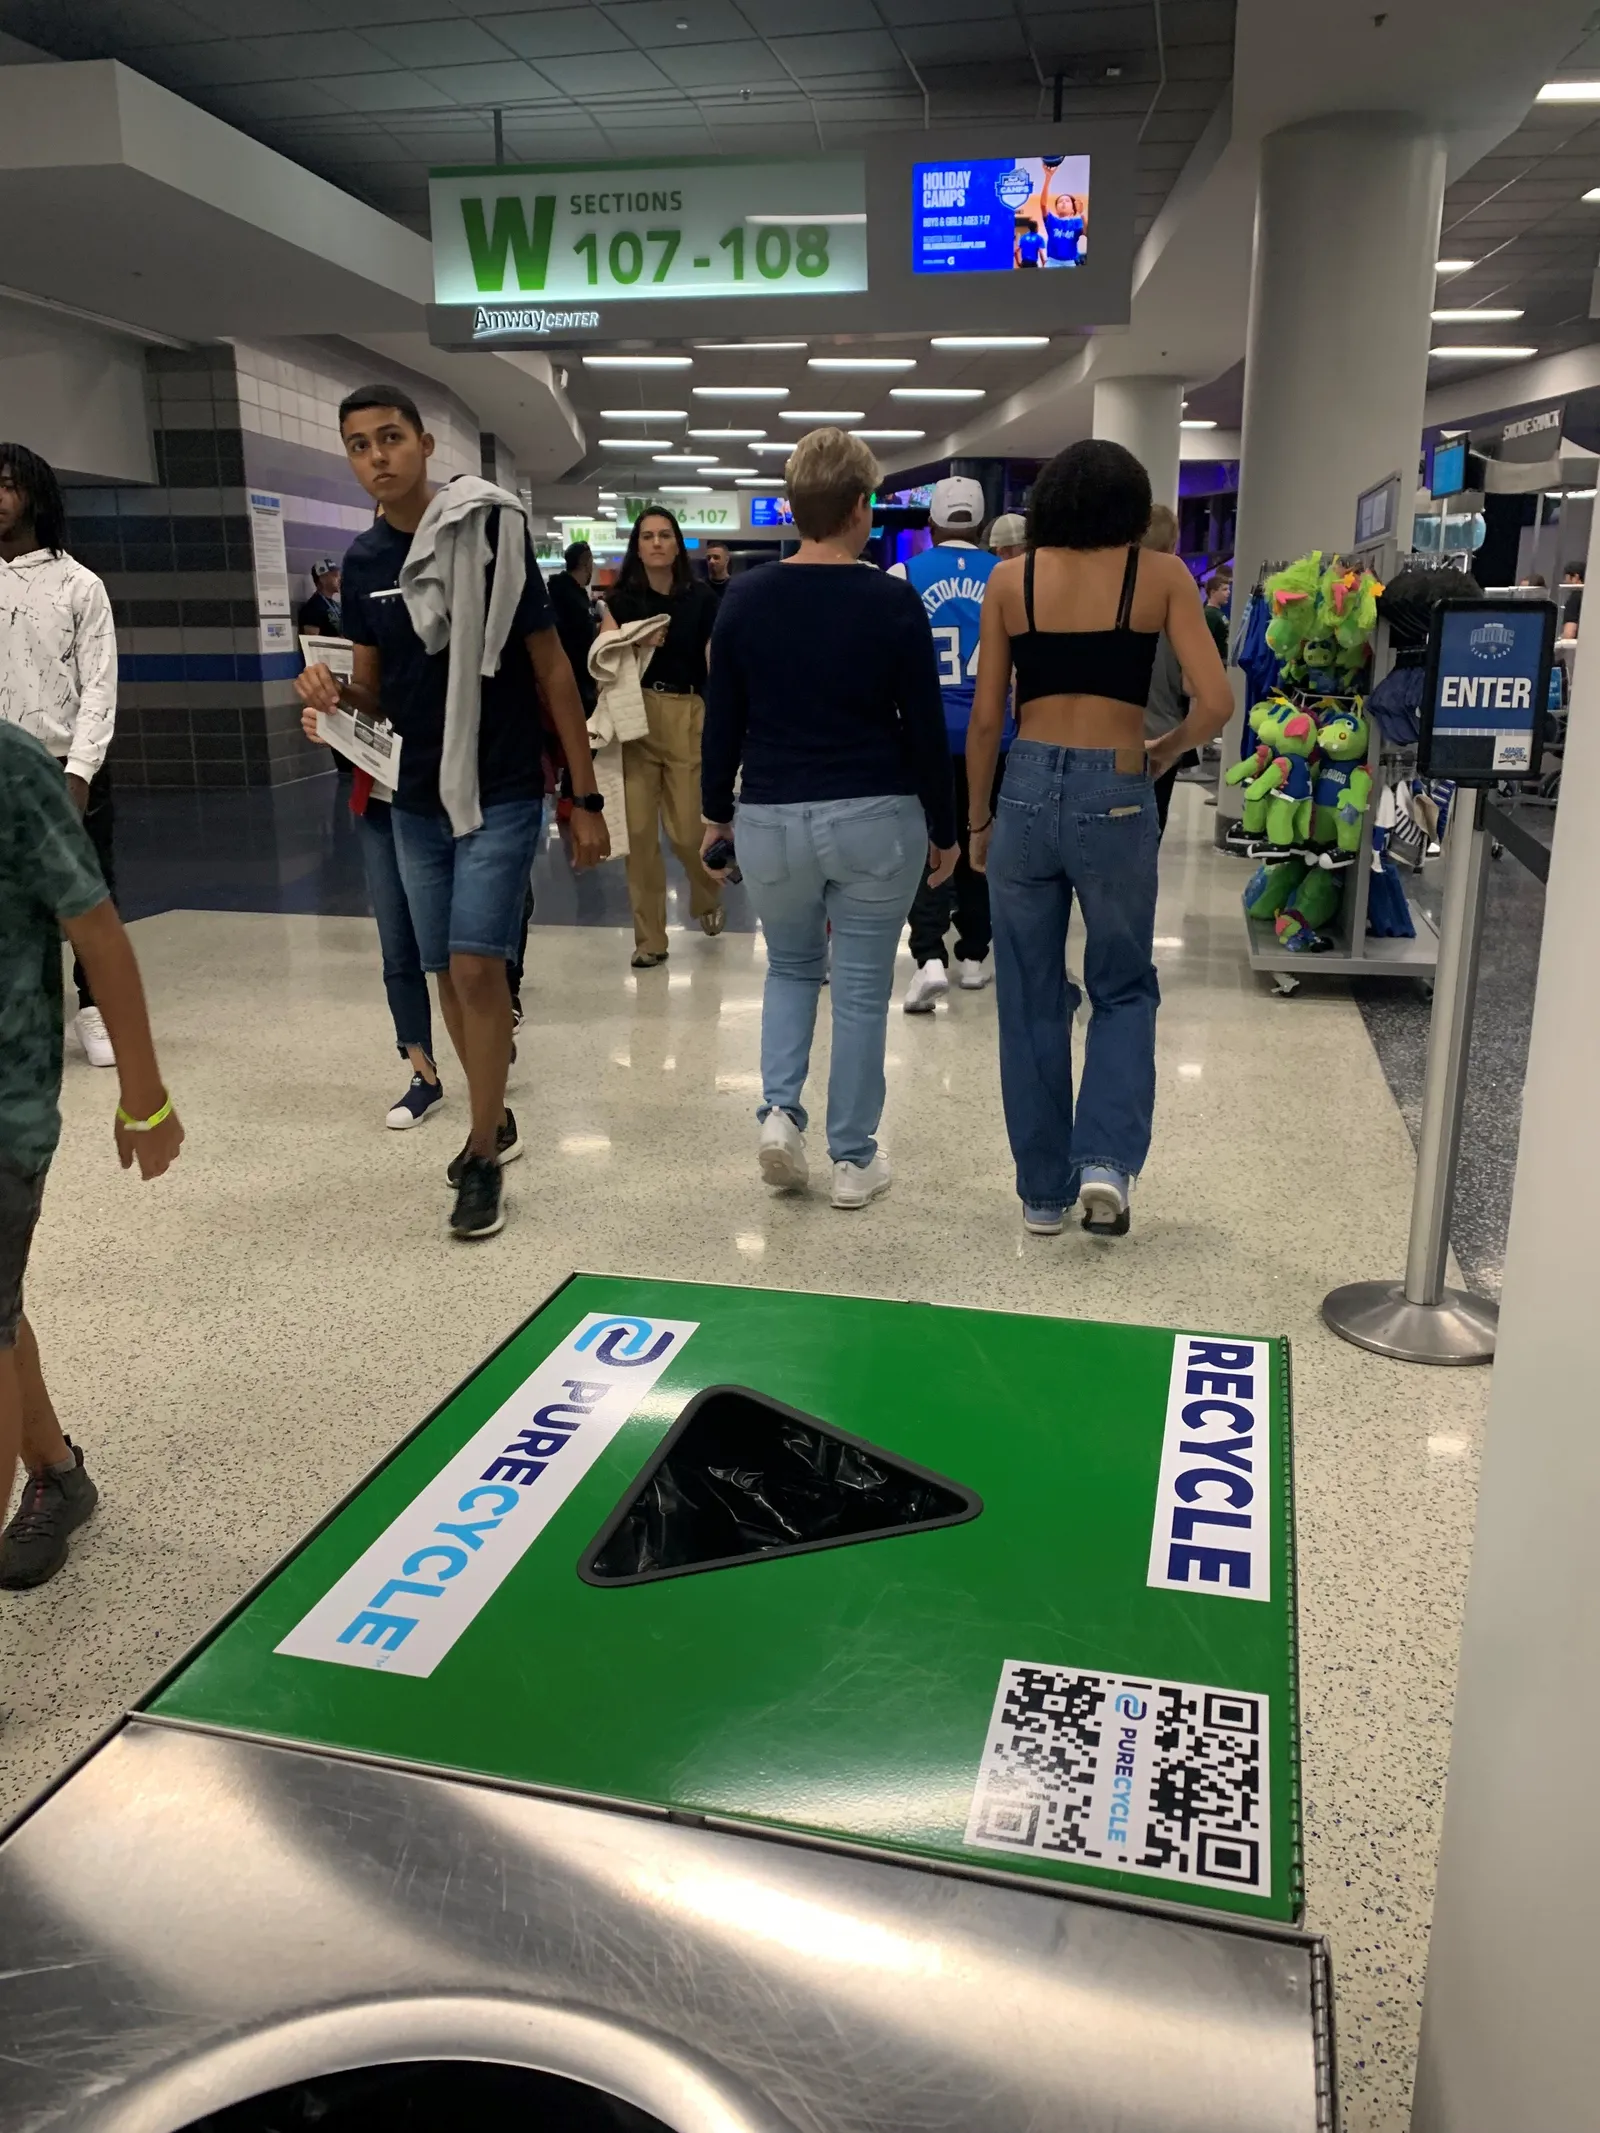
left=579, top=1383, right=981, bottom=1585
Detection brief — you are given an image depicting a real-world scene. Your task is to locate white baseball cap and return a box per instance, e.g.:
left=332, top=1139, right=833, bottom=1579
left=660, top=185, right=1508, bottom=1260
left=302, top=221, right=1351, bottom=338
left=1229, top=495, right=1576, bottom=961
left=988, top=513, right=1027, bottom=550
left=929, top=475, right=986, bottom=530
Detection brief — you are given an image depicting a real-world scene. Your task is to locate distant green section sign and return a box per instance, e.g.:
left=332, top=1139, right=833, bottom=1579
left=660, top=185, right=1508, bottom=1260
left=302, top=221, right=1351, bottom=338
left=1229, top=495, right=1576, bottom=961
left=430, top=155, right=868, bottom=305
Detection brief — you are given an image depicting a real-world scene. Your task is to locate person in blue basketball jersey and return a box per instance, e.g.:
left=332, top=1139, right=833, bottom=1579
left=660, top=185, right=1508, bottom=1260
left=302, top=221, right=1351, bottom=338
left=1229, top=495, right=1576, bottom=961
left=890, top=476, right=1007, bottom=1012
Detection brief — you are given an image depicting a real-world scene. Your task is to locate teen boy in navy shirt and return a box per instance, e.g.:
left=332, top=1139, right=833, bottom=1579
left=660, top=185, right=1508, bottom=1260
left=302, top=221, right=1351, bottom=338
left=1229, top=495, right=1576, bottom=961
left=296, top=386, right=607, bottom=1241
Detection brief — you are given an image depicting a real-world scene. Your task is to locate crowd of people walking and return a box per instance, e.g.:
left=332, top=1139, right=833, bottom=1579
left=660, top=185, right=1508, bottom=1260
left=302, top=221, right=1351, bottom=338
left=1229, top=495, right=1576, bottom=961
left=0, top=405, right=1234, bottom=1594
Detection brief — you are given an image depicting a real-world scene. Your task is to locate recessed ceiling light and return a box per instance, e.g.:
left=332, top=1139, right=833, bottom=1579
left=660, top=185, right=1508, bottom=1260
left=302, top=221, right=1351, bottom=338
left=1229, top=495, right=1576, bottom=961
left=652, top=453, right=702, bottom=464
left=598, top=491, right=618, bottom=499
left=582, top=355, right=692, bottom=369
left=1431, top=308, right=1524, bottom=322
left=807, top=356, right=917, bottom=371
left=1435, top=259, right=1475, bottom=274
left=736, top=477, right=785, bottom=487
left=1538, top=80, right=1600, bottom=100
left=660, top=484, right=711, bottom=494
left=698, top=464, right=756, bottom=475
left=596, top=506, right=617, bottom=516
left=1429, top=345, right=1538, bottom=359
left=692, top=385, right=789, bottom=399
left=889, top=387, right=984, bottom=400
left=778, top=409, right=865, bottom=422
left=849, top=428, right=926, bottom=440
left=694, top=340, right=808, bottom=350
left=598, top=408, right=686, bottom=420
left=1584, top=188, right=1600, bottom=203
left=1180, top=419, right=1217, bottom=430
left=749, top=442, right=792, bottom=454
left=930, top=335, right=1049, bottom=349
left=745, top=213, right=866, bottom=225
left=598, top=437, right=672, bottom=448
left=686, top=427, right=766, bottom=439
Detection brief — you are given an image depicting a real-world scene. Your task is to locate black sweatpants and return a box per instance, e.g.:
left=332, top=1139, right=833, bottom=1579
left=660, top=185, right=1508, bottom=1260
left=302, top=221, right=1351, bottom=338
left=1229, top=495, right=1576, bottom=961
left=70, top=764, right=116, bottom=1010
left=908, top=753, right=1002, bottom=968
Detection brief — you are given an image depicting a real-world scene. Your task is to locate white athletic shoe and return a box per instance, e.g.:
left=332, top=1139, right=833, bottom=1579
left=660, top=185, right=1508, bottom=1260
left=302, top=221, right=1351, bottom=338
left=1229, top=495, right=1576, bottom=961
left=831, top=1150, right=892, bottom=1210
left=74, top=1006, right=114, bottom=1068
left=758, top=1109, right=808, bottom=1191
left=903, top=961, right=949, bottom=1014
left=955, top=956, right=993, bottom=991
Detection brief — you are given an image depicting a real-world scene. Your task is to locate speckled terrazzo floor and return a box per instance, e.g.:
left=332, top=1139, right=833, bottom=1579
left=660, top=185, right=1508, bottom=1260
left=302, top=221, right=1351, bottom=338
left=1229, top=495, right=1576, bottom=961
left=1, top=787, right=1488, bottom=2133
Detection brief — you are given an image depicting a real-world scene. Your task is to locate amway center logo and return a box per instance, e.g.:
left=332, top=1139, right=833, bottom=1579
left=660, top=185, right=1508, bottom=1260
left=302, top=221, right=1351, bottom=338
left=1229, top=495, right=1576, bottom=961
left=1469, top=619, right=1515, bottom=662
left=276, top=1310, right=698, bottom=1677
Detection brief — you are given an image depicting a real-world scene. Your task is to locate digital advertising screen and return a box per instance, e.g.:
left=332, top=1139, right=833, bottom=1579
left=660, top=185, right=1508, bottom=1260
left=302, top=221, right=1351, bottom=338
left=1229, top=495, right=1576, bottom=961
left=749, top=494, right=795, bottom=528
left=1429, top=437, right=1468, bottom=498
left=912, top=155, right=1091, bottom=275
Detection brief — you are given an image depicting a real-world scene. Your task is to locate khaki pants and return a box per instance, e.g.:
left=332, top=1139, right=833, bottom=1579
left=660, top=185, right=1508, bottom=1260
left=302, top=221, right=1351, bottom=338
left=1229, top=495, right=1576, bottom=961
left=622, top=687, right=722, bottom=956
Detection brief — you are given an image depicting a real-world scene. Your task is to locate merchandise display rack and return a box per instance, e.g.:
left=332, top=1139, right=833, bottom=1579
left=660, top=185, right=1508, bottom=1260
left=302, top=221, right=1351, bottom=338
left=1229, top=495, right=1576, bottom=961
left=1240, top=534, right=1440, bottom=996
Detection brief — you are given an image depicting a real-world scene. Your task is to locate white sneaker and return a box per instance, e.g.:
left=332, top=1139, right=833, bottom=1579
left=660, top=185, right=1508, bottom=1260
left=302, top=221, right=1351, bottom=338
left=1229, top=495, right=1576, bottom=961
left=758, top=1110, right=808, bottom=1191
left=74, top=1006, right=114, bottom=1068
left=955, top=956, right=993, bottom=991
left=903, top=961, right=949, bottom=1014
left=831, top=1150, right=892, bottom=1210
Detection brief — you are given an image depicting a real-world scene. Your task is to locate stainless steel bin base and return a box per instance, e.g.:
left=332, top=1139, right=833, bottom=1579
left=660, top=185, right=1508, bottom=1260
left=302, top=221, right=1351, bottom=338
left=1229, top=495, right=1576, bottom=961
left=0, top=1720, right=1336, bottom=2132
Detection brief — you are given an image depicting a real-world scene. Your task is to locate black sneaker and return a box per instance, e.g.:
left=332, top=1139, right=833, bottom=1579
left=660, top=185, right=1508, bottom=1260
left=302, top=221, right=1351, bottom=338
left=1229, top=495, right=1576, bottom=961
left=450, top=1153, right=506, bottom=1239
left=446, top=1106, right=522, bottom=1188
left=0, top=1440, right=98, bottom=1590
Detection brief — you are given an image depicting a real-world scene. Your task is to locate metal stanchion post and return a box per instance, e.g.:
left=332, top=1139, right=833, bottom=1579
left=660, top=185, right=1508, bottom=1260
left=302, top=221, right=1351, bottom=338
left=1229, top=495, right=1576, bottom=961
left=1322, top=787, right=1499, bottom=1363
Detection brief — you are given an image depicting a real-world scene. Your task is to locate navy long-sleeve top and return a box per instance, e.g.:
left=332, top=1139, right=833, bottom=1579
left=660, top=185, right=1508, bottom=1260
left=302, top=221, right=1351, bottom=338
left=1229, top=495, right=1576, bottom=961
left=701, top=562, right=958, bottom=848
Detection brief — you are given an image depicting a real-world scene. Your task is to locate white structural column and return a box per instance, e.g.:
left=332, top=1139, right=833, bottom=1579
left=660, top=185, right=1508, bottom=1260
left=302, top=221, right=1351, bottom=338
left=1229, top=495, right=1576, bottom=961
left=1218, top=115, right=1445, bottom=801
left=1092, top=376, right=1184, bottom=509
left=1409, top=513, right=1600, bottom=2129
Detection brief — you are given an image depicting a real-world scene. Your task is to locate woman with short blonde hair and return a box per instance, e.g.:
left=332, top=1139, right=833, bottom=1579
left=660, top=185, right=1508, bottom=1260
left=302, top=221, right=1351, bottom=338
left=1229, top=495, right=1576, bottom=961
left=700, top=430, right=957, bottom=1210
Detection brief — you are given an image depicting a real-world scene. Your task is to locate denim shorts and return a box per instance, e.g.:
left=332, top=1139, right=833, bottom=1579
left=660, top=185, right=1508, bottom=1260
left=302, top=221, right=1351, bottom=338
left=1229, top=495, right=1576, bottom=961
left=390, top=798, right=543, bottom=969
left=0, top=1157, right=48, bottom=1351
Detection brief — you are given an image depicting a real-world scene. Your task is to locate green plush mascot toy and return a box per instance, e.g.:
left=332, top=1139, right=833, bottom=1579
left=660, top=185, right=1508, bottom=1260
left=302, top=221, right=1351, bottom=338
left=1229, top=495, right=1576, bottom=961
left=1263, top=554, right=1325, bottom=683
left=1246, top=705, right=1320, bottom=851
left=1311, top=701, right=1373, bottom=856
left=1225, top=697, right=1290, bottom=842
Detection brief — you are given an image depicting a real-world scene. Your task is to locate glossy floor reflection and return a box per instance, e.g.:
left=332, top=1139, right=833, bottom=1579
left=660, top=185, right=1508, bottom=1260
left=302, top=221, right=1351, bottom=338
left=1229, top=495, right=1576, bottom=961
left=5, top=786, right=1486, bottom=2133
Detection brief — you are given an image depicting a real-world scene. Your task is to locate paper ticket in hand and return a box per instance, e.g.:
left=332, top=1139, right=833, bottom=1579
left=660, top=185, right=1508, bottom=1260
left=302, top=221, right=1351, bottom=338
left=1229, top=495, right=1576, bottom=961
left=314, top=706, right=402, bottom=785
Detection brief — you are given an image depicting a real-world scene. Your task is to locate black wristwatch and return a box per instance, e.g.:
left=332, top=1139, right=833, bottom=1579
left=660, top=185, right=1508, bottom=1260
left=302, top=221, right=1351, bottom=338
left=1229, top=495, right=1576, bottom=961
left=572, top=791, right=605, bottom=813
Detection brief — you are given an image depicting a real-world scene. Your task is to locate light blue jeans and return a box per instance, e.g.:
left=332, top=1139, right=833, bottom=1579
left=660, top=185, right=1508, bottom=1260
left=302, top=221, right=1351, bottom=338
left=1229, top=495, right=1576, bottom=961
left=736, top=794, right=927, bottom=1167
left=989, top=743, right=1161, bottom=1207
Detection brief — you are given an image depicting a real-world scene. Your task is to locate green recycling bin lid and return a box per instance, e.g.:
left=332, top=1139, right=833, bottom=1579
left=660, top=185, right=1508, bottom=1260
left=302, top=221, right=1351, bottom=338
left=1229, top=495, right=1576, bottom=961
left=148, top=1274, right=1300, bottom=1923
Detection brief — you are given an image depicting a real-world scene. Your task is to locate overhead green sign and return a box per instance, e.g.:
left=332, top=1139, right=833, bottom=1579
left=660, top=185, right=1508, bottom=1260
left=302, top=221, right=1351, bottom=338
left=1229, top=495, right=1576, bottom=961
left=430, top=154, right=867, bottom=306
left=148, top=1274, right=1300, bottom=1924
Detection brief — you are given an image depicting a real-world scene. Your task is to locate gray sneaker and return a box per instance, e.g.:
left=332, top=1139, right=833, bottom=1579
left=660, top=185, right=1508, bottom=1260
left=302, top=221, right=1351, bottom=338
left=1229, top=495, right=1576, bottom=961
left=0, top=1440, right=98, bottom=1589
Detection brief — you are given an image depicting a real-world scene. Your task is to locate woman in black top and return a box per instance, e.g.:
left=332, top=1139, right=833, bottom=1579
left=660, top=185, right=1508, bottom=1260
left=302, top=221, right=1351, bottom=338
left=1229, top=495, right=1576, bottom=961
left=599, top=507, right=722, bottom=966
left=701, top=429, right=957, bottom=1211
left=966, top=440, right=1231, bottom=1240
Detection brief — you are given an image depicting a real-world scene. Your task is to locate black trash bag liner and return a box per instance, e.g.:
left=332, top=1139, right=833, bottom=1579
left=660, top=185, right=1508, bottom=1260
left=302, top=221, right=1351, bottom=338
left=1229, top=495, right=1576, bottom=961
left=187, top=2060, right=671, bottom=2131
left=583, top=1385, right=980, bottom=1584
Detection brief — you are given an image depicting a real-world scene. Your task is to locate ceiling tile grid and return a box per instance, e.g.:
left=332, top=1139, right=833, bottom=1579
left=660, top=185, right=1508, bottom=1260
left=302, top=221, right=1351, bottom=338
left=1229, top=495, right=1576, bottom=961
left=0, top=0, right=1234, bottom=242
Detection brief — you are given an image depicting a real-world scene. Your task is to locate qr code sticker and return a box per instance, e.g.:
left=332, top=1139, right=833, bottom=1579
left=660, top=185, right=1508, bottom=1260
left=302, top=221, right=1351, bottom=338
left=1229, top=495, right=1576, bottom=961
left=964, top=1660, right=1270, bottom=1895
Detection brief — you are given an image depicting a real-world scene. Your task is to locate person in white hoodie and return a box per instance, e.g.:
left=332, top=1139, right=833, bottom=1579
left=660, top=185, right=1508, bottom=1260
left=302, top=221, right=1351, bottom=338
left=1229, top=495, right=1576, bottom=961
left=295, top=386, right=607, bottom=1243
left=0, top=445, right=120, bottom=1068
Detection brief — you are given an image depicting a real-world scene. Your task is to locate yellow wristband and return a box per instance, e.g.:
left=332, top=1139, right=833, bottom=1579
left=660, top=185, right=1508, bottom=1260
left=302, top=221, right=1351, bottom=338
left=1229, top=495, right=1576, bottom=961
left=116, top=1092, right=173, bottom=1133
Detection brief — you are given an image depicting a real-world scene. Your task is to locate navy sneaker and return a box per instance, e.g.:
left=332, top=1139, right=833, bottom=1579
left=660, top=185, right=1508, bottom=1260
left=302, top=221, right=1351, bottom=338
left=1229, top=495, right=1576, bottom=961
left=446, top=1106, right=522, bottom=1187
left=450, top=1153, right=506, bottom=1239
left=386, top=1072, right=443, bottom=1130
left=0, top=1441, right=98, bottom=1590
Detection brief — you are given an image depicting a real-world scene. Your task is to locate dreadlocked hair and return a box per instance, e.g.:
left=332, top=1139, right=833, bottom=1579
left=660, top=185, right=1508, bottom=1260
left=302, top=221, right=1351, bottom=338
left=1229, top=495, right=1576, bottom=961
left=0, top=443, right=67, bottom=556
